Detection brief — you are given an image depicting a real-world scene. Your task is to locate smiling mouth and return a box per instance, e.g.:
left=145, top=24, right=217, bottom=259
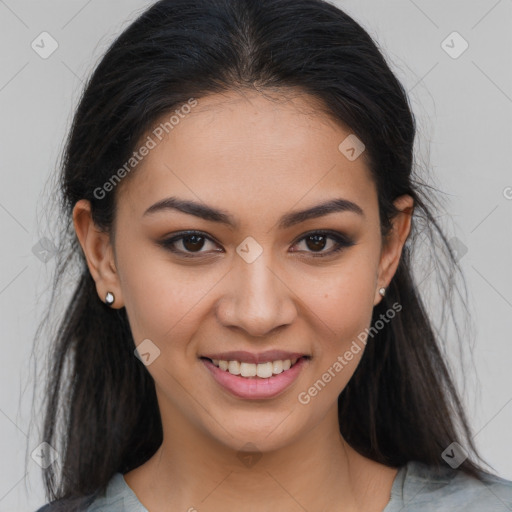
left=200, top=356, right=310, bottom=379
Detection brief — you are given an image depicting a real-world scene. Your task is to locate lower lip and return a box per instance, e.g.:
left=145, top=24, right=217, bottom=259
left=201, top=357, right=309, bottom=400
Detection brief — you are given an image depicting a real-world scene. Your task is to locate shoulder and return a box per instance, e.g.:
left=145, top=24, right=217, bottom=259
left=33, top=499, right=95, bottom=512
left=83, top=472, right=147, bottom=511
left=390, top=460, right=512, bottom=511
left=33, top=473, right=142, bottom=512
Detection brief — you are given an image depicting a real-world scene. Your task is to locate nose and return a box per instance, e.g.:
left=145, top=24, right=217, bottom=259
left=215, top=248, right=297, bottom=338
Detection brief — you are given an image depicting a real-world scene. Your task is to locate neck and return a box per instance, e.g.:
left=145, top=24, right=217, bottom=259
left=124, top=406, right=398, bottom=512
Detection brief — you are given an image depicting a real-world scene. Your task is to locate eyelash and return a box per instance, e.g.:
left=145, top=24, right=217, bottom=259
left=159, top=230, right=355, bottom=259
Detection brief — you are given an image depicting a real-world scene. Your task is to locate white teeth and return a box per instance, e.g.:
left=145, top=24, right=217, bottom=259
left=240, top=362, right=257, bottom=377
left=228, top=360, right=241, bottom=375
left=256, top=362, right=273, bottom=378
left=210, top=357, right=301, bottom=378
left=273, top=360, right=284, bottom=374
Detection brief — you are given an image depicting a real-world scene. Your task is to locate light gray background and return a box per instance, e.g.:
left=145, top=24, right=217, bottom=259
left=0, top=0, right=511, bottom=510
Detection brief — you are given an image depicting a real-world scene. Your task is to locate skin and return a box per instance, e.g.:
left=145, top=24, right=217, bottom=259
left=73, top=89, right=414, bottom=512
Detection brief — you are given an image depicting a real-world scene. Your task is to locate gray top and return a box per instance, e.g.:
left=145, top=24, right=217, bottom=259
left=37, top=460, right=512, bottom=511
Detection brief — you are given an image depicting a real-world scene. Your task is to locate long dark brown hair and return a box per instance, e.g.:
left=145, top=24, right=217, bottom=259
left=30, top=0, right=492, bottom=509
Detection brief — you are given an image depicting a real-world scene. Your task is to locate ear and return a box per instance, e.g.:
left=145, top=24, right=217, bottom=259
left=374, top=194, right=414, bottom=306
left=72, top=199, right=124, bottom=309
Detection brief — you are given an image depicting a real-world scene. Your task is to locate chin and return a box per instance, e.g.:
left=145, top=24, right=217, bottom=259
left=208, top=416, right=305, bottom=455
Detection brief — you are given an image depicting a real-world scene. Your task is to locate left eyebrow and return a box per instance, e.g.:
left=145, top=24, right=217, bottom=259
left=143, top=196, right=364, bottom=229
left=277, top=197, right=364, bottom=229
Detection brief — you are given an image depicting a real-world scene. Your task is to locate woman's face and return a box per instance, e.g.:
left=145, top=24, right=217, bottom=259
left=76, top=89, right=412, bottom=453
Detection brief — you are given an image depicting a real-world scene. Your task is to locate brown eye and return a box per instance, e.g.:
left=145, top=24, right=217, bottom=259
left=291, top=230, right=355, bottom=258
left=181, top=234, right=206, bottom=252
left=305, top=234, right=328, bottom=252
left=159, top=231, right=221, bottom=257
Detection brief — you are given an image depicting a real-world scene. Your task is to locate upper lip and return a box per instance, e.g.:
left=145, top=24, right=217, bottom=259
left=200, top=350, right=309, bottom=364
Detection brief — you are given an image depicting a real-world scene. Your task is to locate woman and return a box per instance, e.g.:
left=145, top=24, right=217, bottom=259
left=33, top=0, right=512, bottom=510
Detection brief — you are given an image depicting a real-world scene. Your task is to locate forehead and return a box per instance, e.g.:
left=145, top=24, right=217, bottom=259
left=116, top=89, right=377, bottom=224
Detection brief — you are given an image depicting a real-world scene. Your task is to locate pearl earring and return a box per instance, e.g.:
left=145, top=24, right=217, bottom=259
left=378, top=287, right=386, bottom=297
left=105, top=291, right=115, bottom=306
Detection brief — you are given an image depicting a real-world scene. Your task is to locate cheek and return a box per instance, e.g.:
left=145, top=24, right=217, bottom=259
left=296, top=288, right=373, bottom=408
left=290, top=253, right=378, bottom=389
left=298, top=260, right=376, bottom=335
left=118, top=248, right=217, bottom=346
